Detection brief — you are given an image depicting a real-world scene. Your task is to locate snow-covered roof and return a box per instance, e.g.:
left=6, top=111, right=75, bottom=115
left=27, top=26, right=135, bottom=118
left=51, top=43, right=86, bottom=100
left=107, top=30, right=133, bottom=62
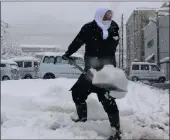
left=160, top=57, right=170, bottom=63
left=158, top=11, right=169, bottom=16
left=40, top=52, right=83, bottom=58
left=1, top=59, right=17, bottom=65
left=20, top=44, right=60, bottom=48
left=132, top=61, right=156, bottom=65
left=158, top=7, right=169, bottom=12
left=145, top=53, right=155, bottom=62
left=10, top=56, right=39, bottom=61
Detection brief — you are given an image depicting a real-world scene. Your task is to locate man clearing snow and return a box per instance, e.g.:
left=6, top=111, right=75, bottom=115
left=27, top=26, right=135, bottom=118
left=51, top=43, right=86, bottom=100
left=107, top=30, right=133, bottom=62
left=62, top=8, right=121, bottom=140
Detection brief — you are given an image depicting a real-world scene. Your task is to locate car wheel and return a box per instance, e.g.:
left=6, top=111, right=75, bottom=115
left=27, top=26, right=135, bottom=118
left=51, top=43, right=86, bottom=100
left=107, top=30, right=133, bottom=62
left=132, top=76, right=139, bottom=81
left=2, top=76, right=10, bottom=81
left=24, top=75, right=32, bottom=79
left=43, top=73, right=55, bottom=79
left=159, top=77, right=166, bottom=83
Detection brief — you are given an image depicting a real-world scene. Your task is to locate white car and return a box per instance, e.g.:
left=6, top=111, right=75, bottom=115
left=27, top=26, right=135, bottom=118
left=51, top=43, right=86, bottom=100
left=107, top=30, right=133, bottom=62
left=38, top=52, right=84, bottom=79
left=1, top=60, right=20, bottom=81
left=10, top=56, right=40, bottom=79
left=35, top=52, right=46, bottom=62
left=129, top=62, right=166, bottom=83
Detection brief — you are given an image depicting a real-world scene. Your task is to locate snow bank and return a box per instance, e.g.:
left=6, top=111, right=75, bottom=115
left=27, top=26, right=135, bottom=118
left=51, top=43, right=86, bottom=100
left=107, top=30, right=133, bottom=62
left=1, top=79, right=169, bottom=139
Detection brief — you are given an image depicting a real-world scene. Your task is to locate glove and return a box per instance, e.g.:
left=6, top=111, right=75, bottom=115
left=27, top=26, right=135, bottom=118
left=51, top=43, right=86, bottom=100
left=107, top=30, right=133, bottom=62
left=62, top=53, right=69, bottom=60
left=62, top=53, right=75, bottom=65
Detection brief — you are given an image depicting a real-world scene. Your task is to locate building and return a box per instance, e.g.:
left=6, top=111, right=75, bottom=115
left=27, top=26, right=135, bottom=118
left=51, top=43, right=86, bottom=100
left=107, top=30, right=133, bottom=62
left=126, top=9, right=156, bottom=73
left=20, top=44, right=61, bottom=54
left=144, top=3, right=169, bottom=80
left=160, top=57, right=170, bottom=80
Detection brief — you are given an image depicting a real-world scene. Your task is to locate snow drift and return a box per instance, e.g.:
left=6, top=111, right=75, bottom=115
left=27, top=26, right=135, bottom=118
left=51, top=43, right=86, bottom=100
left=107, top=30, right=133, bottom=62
left=1, top=79, right=169, bottom=139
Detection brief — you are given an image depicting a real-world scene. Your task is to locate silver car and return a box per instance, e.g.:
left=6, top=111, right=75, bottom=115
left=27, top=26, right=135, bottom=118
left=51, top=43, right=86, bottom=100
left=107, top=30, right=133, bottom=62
left=129, top=62, right=166, bottom=83
left=10, top=56, right=39, bottom=79
left=38, top=52, right=84, bottom=79
left=1, top=60, right=20, bottom=81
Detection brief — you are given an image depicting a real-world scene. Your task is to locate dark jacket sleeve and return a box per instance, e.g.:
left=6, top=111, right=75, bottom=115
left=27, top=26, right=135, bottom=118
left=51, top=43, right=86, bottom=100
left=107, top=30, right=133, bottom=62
left=108, top=21, right=120, bottom=46
left=65, top=24, right=87, bottom=57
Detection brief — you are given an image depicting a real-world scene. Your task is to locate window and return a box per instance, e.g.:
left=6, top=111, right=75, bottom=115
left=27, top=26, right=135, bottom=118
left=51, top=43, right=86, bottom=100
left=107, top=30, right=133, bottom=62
left=55, top=56, right=69, bottom=64
left=141, top=65, right=149, bottom=70
left=48, top=56, right=55, bottom=64
left=0, top=64, right=6, bottom=67
left=16, top=61, right=23, bottom=68
left=55, top=56, right=63, bottom=64
left=43, top=56, right=56, bottom=64
left=34, top=61, right=39, bottom=67
left=151, top=65, right=160, bottom=71
left=24, top=61, right=32, bottom=68
left=147, top=38, right=154, bottom=48
left=132, top=64, right=139, bottom=70
left=43, top=56, right=49, bottom=63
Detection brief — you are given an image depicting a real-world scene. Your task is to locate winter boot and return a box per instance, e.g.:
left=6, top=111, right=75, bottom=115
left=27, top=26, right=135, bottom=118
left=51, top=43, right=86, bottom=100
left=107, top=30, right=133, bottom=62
left=107, top=112, right=121, bottom=140
left=72, top=102, right=87, bottom=123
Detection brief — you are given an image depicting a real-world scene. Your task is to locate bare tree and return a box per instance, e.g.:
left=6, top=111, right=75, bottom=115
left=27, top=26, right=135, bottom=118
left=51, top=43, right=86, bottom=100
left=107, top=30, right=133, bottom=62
left=1, top=31, right=23, bottom=59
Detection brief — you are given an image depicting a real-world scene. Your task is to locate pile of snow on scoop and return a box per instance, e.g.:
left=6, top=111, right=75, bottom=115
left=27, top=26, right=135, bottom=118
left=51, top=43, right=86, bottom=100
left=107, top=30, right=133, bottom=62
left=91, top=65, right=128, bottom=99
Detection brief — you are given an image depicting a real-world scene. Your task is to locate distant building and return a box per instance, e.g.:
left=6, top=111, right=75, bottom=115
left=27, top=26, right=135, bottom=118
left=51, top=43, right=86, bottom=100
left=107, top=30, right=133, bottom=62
left=126, top=9, right=156, bottom=73
left=20, top=44, right=61, bottom=54
left=144, top=5, right=169, bottom=79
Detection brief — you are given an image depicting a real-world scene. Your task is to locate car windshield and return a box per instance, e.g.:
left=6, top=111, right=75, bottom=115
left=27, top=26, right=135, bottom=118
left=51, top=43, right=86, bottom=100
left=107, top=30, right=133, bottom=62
left=43, top=56, right=84, bottom=65
left=10, top=64, right=18, bottom=69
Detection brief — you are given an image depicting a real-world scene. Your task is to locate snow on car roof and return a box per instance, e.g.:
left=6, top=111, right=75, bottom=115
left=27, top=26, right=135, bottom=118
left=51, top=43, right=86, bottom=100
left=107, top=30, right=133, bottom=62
left=1, top=59, right=17, bottom=65
left=10, top=56, right=39, bottom=61
left=41, top=52, right=83, bottom=58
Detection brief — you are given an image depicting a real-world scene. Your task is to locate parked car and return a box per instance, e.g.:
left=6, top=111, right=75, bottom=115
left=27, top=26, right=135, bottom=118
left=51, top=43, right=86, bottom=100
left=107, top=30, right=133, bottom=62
left=1, top=59, right=20, bottom=81
left=10, top=56, right=39, bottom=79
left=38, top=52, right=84, bottom=79
left=129, top=62, right=166, bottom=83
left=35, top=52, right=46, bottom=62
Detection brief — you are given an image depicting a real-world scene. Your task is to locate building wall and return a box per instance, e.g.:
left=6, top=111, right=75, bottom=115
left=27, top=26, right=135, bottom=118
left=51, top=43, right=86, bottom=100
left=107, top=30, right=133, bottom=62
left=159, top=15, right=169, bottom=61
left=144, top=22, right=157, bottom=61
left=144, top=15, right=169, bottom=79
left=144, top=15, right=169, bottom=61
left=126, top=9, right=156, bottom=73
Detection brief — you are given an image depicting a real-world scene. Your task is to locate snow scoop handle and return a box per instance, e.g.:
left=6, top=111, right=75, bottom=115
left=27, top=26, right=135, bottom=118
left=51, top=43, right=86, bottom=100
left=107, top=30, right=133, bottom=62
left=62, top=56, right=93, bottom=80
left=62, top=56, right=116, bottom=92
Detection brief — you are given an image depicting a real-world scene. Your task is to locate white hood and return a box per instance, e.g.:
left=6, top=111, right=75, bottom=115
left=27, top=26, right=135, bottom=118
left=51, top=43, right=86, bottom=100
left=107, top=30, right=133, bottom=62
left=94, top=8, right=112, bottom=40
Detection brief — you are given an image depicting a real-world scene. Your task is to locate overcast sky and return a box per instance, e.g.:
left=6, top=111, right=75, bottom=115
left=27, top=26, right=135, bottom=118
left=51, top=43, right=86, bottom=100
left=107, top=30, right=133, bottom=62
left=1, top=2, right=164, bottom=47
left=2, top=2, right=163, bottom=24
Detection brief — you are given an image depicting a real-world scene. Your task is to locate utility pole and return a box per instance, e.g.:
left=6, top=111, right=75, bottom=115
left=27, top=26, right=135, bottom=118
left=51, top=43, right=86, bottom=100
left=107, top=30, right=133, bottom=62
left=121, top=14, right=124, bottom=69
left=156, top=11, right=160, bottom=68
left=1, top=21, right=9, bottom=37
left=119, top=41, right=121, bottom=68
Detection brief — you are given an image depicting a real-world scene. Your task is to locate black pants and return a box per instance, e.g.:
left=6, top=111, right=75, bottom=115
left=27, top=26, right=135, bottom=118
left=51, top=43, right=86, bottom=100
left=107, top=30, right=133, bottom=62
left=70, top=74, right=119, bottom=115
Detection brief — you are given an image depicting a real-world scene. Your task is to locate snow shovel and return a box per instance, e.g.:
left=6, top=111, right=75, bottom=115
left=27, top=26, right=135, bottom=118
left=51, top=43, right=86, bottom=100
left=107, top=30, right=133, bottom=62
left=65, top=56, right=125, bottom=92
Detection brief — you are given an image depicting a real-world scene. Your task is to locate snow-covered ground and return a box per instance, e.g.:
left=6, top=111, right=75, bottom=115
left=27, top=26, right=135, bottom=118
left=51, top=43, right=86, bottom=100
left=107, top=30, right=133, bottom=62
left=1, top=78, right=169, bottom=139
